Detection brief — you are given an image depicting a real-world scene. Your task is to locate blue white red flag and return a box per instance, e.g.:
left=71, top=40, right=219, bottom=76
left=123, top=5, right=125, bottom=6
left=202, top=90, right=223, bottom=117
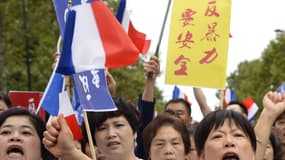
left=53, top=0, right=150, bottom=54
left=116, top=0, right=151, bottom=54
left=276, top=82, right=285, bottom=93
left=39, top=72, right=64, bottom=116
left=172, top=85, right=191, bottom=105
left=224, top=88, right=236, bottom=105
left=73, top=68, right=117, bottom=112
left=39, top=67, right=83, bottom=140
left=243, top=97, right=259, bottom=121
left=56, top=1, right=140, bottom=75
left=52, top=0, right=97, bottom=37
left=58, top=91, right=83, bottom=140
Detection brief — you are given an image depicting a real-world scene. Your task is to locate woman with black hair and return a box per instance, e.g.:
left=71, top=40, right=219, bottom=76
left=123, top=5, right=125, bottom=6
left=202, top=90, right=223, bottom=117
left=194, top=110, right=256, bottom=160
left=142, top=112, right=190, bottom=160
left=0, top=107, right=56, bottom=160
left=43, top=97, right=141, bottom=160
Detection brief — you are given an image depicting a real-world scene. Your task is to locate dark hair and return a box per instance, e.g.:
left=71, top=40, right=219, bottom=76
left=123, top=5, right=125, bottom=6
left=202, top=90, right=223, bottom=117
left=228, top=100, right=248, bottom=116
left=194, top=110, right=256, bottom=156
left=165, top=98, right=191, bottom=116
left=0, top=107, right=56, bottom=160
left=142, top=112, right=190, bottom=159
left=0, top=93, right=12, bottom=108
left=81, top=97, right=140, bottom=146
left=269, top=132, right=282, bottom=160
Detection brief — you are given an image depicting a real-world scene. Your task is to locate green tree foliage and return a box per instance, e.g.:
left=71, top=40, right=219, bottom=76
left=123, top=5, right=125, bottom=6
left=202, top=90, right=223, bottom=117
left=0, top=0, right=164, bottom=109
left=227, top=32, right=285, bottom=117
left=0, top=0, right=58, bottom=92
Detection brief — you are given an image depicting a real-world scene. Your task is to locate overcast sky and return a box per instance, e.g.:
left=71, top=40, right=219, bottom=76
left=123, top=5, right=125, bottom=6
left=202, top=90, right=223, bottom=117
left=129, top=0, right=285, bottom=121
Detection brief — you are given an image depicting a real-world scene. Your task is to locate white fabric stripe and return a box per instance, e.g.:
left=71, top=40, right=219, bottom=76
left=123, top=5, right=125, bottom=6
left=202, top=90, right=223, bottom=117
left=178, top=92, right=184, bottom=99
left=59, top=91, right=74, bottom=116
left=121, top=1, right=130, bottom=32
left=248, top=103, right=258, bottom=120
left=72, top=3, right=106, bottom=73
left=224, top=88, right=231, bottom=104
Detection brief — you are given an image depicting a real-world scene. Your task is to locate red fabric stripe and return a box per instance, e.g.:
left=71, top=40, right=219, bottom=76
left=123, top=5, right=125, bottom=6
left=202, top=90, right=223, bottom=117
left=243, top=97, right=254, bottom=109
left=65, top=115, right=83, bottom=140
left=128, top=22, right=151, bottom=54
left=90, top=1, right=139, bottom=68
left=183, top=95, right=192, bottom=106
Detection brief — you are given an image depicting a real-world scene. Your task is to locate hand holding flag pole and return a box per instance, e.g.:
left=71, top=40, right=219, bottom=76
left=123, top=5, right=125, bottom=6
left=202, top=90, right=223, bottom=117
left=147, top=0, right=172, bottom=78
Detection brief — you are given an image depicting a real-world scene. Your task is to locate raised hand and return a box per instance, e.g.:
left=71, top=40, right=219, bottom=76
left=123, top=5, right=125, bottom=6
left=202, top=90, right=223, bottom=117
left=144, top=55, right=160, bottom=80
left=43, top=114, right=75, bottom=158
left=263, top=91, right=285, bottom=119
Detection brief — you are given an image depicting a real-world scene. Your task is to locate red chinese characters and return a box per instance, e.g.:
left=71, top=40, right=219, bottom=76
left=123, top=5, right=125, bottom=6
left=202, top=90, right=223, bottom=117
left=174, top=54, right=191, bottom=75
left=201, top=22, right=220, bottom=42
left=180, top=8, right=196, bottom=27
left=176, top=31, right=195, bottom=48
left=199, top=47, right=218, bottom=64
left=173, top=0, right=222, bottom=76
left=204, top=1, right=220, bottom=17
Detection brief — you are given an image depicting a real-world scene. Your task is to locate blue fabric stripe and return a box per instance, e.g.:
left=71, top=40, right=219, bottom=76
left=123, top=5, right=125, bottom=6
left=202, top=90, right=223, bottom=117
left=116, top=0, right=126, bottom=23
left=172, top=85, right=179, bottom=99
left=56, top=10, right=76, bottom=75
left=277, top=82, right=285, bottom=93
left=41, top=73, right=64, bottom=116
left=230, top=89, right=236, bottom=101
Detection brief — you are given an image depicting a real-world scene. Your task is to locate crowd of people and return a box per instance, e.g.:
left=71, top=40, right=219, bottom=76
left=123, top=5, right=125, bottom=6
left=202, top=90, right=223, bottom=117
left=0, top=55, right=285, bottom=160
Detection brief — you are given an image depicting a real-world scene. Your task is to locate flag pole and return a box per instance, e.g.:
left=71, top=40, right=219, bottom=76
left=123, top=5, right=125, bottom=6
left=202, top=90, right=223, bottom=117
left=147, top=0, right=171, bottom=78
left=83, top=111, right=97, bottom=160
left=154, top=0, right=172, bottom=57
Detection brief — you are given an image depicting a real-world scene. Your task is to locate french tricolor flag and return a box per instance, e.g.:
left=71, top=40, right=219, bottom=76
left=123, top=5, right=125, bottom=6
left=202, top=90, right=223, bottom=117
left=224, top=88, right=236, bottom=105
left=243, top=97, right=259, bottom=121
left=116, top=0, right=151, bottom=54
left=38, top=66, right=83, bottom=140
left=56, top=1, right=140, bottom=75
left=58, top=91, right=83, bottom=140
left=172, top=85, right=191, bottom=105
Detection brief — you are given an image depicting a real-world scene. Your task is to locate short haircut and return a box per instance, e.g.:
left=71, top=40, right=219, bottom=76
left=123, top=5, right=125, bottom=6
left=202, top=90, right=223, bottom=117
left=228, top=100, right=248, bottom=116
left=165, top=98, right=191, bottom=116
left=194, top=110, right=256, bottom=156
left=81, top=97, right=140, bottom=146
left=142, top=112, right=190, bottom=159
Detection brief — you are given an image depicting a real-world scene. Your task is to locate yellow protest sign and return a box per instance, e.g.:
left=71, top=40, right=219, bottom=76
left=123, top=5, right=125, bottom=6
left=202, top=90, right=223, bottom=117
left=165, top=0, right=231, bottom=88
